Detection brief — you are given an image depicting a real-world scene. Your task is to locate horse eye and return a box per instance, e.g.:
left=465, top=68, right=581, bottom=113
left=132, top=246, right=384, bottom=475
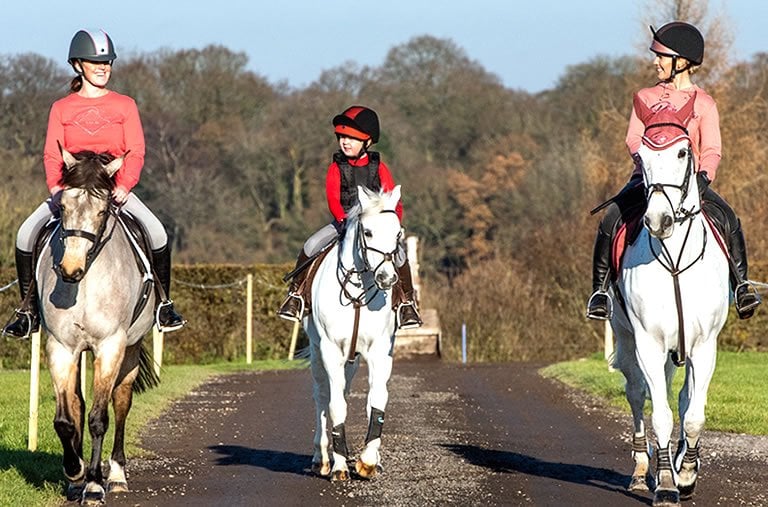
left=364, top=229, right=373, bottom=239
left=678, top=149, right=687, bottom=159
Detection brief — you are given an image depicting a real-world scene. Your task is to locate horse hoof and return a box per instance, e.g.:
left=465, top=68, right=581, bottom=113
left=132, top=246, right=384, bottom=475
left=628, top=475, right=649, bottom=492
left=355, top=459, right=378, bottom=479
left=678, top=481, right=696, bottom=500
left=66, top=481, right=85, bottom=502
left=331, top=469, right=350, bottom=482
left=81, top=486, right=106, bottom=506
left=108, top=480, right=129, bottom=493
left=653, top=487, right=680, bottom=507
left=311, top=461, right=331, bottom=477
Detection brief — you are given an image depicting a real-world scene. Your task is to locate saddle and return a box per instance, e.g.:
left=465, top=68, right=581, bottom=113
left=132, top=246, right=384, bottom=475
left=296, top=248, right=333, bottom=315
left=611, top=208, right=730, bottom=276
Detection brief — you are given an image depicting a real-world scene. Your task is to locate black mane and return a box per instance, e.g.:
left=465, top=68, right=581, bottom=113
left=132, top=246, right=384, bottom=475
left=59, top=151, right=116, bottom=197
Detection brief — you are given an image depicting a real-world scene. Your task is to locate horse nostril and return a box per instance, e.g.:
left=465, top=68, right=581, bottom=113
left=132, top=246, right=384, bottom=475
left=663, top=215, right=673, bottom=229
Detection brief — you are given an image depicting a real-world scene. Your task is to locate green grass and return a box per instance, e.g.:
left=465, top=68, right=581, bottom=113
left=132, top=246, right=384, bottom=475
left=0, top=357, right=307, bottom=507
left=540, top=350, right=768, bottom=435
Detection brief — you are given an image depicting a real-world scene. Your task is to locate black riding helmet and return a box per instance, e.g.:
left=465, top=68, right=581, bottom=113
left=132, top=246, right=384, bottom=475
left=333, top=106, right=380, bottom=144
left=649, top=22, right=704, bottom=65
left=68, top=29, right=117, bottom=66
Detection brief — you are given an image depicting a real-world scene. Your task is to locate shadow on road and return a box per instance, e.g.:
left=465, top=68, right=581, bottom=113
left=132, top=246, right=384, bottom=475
left=209, top=445, right=314, bottom=476
left=442, top=443, right=652, bottom=505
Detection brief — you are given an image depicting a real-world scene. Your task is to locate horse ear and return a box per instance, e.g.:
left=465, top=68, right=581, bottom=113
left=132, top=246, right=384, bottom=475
left=632, top=93, right=654, bottom=125
left=59, top=142, right=77, bottom=170
left=389, top=185, right=401, bottom=207
left=677, top=92, right=696, bottom=126
left=104, top=156, right=124, bottom=178
left=357, top=185, right=374, bottom=208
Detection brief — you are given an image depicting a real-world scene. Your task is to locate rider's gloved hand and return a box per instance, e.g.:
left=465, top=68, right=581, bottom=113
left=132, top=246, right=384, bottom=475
left=47, top=189, right=63, bottom=218
left=333, top=219, right=347, bottom=236
left=696, top=171, right=711, bottom=197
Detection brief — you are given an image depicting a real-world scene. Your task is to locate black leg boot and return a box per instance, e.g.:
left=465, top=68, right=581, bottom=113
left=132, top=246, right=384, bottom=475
left=152, top=245, right=187, bottom=332
left=277, top=251, right=310, bottom=322
left=586, top=226, right=613, bottom=321
left=728, top=220, right=761, bottom=319
left=395, top=260, right=422, bottom=329
left=3, top=248, right=40, bottom=338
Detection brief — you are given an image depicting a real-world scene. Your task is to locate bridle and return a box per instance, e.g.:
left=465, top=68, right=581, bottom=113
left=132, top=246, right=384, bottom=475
left=641, top=133, right=706, bottom=367
left=55, top=202, right=119, bottom=278
left=336, top=208, right=401, bottom=363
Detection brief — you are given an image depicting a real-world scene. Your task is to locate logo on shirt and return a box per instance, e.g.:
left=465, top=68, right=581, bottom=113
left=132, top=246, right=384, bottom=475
left=73, top=108, right=113, bottom=136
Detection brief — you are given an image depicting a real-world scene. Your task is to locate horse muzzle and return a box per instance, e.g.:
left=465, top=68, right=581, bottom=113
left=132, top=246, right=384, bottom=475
left=374, top=269, right=398, bottom=291
left=644, top=213, right=674, bottom=239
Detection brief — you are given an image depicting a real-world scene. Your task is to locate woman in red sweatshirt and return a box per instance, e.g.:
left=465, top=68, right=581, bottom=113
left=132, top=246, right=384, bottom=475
left=277, top=105, right=422, bottom=329
left=586, top=21, right=760, bottom=321
left=3, top=29, right=185, bottom=338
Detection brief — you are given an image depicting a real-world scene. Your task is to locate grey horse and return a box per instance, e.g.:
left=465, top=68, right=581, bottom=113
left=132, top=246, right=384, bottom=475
left=38, top=148, right=158, bottom=505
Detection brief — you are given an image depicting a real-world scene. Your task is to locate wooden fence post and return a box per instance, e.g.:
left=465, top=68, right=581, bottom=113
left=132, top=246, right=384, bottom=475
left=153, top=327, right=164, bottom=377
left=27, top=330, right=42, bottom=451
left=246, top=273, right=253, bottom=364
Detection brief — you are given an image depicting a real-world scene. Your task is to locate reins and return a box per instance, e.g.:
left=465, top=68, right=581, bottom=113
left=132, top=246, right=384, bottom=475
left=643, top=146, right=703, bottom=367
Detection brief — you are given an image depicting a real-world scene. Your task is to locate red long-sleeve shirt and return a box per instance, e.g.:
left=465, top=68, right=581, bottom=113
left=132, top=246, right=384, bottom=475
left=325, top=153, right=403, bottom=221
left=627, top=83, right=721, bottom=181
left=43, top=91, right=145, bottom=194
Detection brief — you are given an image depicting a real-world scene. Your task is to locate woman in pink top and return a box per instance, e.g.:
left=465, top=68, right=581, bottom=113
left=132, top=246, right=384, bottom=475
left=586, top=21, right=760, bottom=321
left=3, top=29, right=186, bottom=338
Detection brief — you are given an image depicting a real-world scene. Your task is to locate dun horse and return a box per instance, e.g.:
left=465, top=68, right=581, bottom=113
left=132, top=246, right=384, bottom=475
left=611, top=96, right=729, bottom=506
left=305, top=185, right=403, bottom=481
left=38, top=148, right=159, bottom=505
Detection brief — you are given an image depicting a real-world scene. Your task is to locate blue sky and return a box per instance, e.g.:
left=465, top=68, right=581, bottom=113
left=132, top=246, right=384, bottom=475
left=3, top=1, right=766, bottom=93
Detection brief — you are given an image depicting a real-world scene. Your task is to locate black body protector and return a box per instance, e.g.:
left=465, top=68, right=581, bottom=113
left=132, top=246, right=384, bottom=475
left=336, top=151, right=381, bottom=213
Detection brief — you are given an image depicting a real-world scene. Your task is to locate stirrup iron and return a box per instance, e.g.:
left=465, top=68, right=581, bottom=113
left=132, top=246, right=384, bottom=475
left=586, top=290, right=613, bottom=321
left=277, top=293, right=305, bottom=323
left=156, top=300, right=186, bottom=333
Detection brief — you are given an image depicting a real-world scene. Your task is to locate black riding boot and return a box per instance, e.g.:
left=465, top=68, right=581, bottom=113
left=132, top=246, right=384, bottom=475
left=152, top=245, right=186, bottom=332
left=277, top=250, right=310, bottom=322
left=728, top=220, right=761, bottom=319
left=395, top=260, right=422, bottom=329
left=3, top=248, right=39, bottom=338
left=586, top=227, right=613, bottom=320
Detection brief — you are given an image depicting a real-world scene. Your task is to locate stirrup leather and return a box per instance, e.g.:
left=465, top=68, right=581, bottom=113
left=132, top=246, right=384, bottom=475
left=586, top=290, right=613, bottom=321
left=156, top=300, right=186, bottom=333
left=277, top=293, right=305, bottom=322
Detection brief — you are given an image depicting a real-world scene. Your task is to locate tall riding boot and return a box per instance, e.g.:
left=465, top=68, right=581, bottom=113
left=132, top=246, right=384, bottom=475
left=394, top=260, right=422, bottom=329
left=728, top=220, right=761, bottom=319
left=3, top=248, right=39, bottom=338
left=277, top=250, right=310, bottom=322
left=586, top=227, right=613, bottom=320
left=152, top=245, right=187, bottom=332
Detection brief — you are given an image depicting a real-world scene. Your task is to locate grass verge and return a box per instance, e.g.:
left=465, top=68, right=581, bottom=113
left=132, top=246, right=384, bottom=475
left=0, top=358, right=306, bottom=507
left=540, top=350, right=768, bottom=435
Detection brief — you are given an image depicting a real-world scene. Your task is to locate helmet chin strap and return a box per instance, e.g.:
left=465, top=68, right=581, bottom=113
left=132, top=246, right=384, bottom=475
left=664, top=55, right=690, bottom=83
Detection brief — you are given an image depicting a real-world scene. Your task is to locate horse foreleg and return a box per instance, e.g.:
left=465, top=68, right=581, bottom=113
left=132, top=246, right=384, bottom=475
left=675, top=342, right=715, bottom=500
left=356, top=349, right=392, bottom=479
left=47, top=340, right=87, bottom=501
left=321, top=341, right=351, bottom=481
left=310, top=340, right=331, bottom=477
left=107, top=343, right=140, bottom=494
left=82, top=343, right=125, bottom=505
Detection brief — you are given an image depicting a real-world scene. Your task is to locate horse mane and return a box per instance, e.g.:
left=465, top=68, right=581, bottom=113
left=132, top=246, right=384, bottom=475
left=346, top=189, right=391, bottom=226
left=58, top=150, right=116, bottom=197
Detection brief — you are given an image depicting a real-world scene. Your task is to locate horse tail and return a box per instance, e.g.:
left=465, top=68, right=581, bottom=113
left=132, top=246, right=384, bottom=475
left=132, top=340, right=161, bottom=394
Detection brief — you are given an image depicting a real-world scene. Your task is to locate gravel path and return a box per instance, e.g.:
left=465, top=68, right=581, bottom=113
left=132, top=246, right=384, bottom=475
left=104, top=358, right=768, bottom=506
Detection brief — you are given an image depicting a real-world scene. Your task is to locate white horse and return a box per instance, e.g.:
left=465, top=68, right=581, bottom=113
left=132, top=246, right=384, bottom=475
left=611, top=96, right=729, bottom=506
left=305, top=185, right=402, bottom=481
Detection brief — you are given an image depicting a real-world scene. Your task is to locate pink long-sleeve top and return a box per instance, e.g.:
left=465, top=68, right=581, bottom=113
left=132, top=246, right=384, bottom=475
left=626, top=83, right=721, bottom=181
left=43, top=90, right=145, bottom=194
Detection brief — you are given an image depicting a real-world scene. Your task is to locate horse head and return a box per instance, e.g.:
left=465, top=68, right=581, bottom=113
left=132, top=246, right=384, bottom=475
left=634, top=93, right=698, bottom=239
left=57, top=147, right=123, bottom=282
left=349, top=185, right=403, bottom=290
